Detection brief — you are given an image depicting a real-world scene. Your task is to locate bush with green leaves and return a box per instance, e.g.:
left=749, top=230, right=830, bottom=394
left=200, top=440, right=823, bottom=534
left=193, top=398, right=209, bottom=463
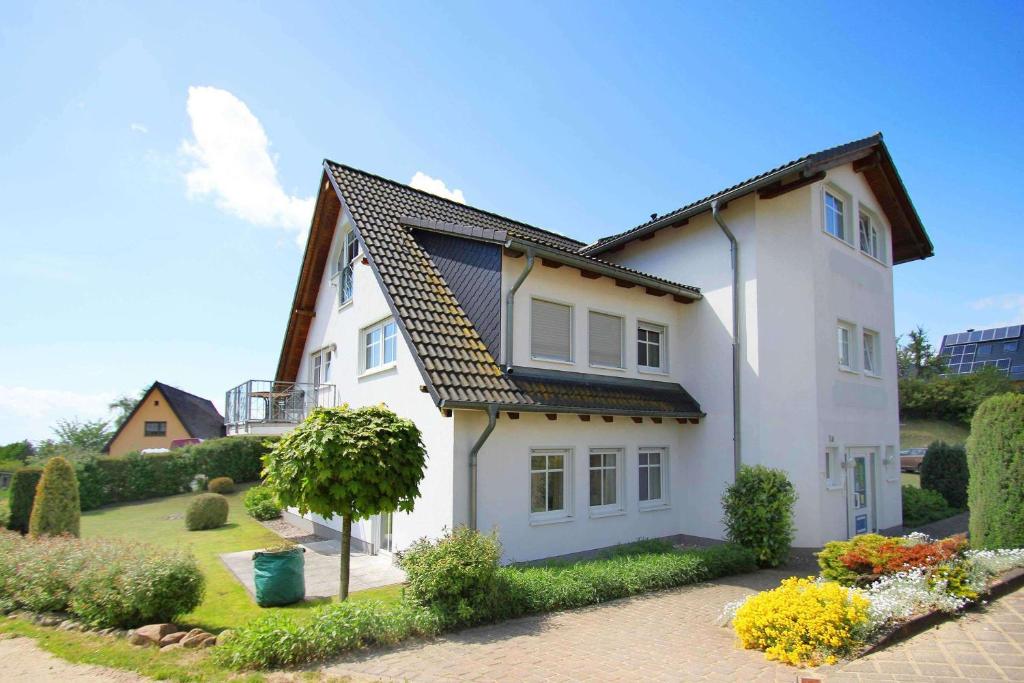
left=900, top=365, right=1018, bottom=424
left=902, top=485, right=957, bottom=527
left=968, top=393, right=1024, bottom=549
left=7, top=466, right=42, bottom=534
left=186, top=436, right=277, bottom=483
left=722, top=465, right=797, bottom=567
left=920, top=441, right=968, bottom=509
left=243, top=484, right=282, bottom=521
left=208, top=476, right=235, bottom=494
left=0, top=530, right=203, bottom=627
left=29, top=456, right=80, bottom=537
left=185, top=492, right=229, bottom=531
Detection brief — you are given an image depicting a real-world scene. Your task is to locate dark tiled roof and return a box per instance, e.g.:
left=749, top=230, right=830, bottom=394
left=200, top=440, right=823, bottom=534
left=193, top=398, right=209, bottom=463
left=155, top=381, right=225, bottom=439
left=505, top=367, right=702, bottom=416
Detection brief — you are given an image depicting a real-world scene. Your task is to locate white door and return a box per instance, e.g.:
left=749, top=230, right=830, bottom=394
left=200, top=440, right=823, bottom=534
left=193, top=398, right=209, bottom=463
left=374, top=512, right=394, bottom=555
left=847, top=449, right=875, bottom=537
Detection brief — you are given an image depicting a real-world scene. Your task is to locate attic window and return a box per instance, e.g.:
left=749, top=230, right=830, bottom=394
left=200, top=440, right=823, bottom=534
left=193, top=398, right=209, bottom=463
left=334, top=229, right=359, bottom=307
left=144, top=421, right=167, bottom=437
left=154, top=400, right=160, bottom=406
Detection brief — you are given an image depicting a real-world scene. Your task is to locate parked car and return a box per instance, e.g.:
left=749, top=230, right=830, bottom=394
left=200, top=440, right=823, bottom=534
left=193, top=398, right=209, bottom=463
left=900, top=447, right=927, bottom=473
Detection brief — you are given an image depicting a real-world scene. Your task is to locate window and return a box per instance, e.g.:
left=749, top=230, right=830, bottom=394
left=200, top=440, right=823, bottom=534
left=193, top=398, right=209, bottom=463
left=588, top=311, right=624, bottom=369
left=144, top=421, right=166, bottom=437
left=363, top=318, right=398, bottom=372
left=588, top=449, right=622, bottom=513
left=978, top=344, right=993, bottom=356
left=531, top=299, right=573, bottom=362
left=862, top=329, right=880, bottom=376
left=825, top=447, right=843, bottom=488
left=335, top=229, right=359, bottom=306
left=310, top=347, right=333, bottom=386
left=858, top=210, right=881, bottom=260
left=637, top=322, right=666, bottom=372
left=638, top=447, right=668, bottom=508
left=530, top=449, right=571, bottom=521
left=837, top=322, right=854, bottom=370
left=824, top=190, right=846, bottom=241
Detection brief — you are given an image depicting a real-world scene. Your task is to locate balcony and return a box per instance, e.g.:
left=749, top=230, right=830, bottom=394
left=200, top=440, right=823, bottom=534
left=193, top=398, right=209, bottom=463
left=225, top=380, right=336, bottom=436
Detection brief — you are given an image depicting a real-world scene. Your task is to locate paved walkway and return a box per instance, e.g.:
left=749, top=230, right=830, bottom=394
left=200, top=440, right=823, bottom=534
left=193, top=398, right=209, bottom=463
left=317, top=575, right=1024, bottom=682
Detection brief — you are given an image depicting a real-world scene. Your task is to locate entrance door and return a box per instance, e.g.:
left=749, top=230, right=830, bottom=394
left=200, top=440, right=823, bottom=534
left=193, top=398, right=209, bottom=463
left=375, top=512, right=394, bottom=554
left=847, top=449, right=875, bottom=537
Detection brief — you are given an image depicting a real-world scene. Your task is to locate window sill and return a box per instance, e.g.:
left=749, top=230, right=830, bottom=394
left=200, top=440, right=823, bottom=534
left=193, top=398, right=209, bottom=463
left=823, top=230, right=855, bottom=249
left=337, top=299, right=354, bottom=312
left=638, top=367, right=668, bottom=376
left=838, top=366, right=859, bottom=375
left=359, top=362, right=397, bottom=379
left=639, top=502, right=670, bottom=512
left=588, top=507, right=626, bottom=519
left=825, top=484, right=845, bottom=491
left=589, top=363, right=626, bottom=372
left=529, top=514, right=574, bottom=527
left=863, top=372, right=881, bottom=379
left=531, top=356, right=575, bottom=366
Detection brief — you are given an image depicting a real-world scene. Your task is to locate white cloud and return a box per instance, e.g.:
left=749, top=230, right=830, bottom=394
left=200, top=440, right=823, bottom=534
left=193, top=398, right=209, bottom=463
left=0, top=386, right=116, bottom=442
left=409, top=171, right=466, bottom=204
left=969, top=293, right=1024, bottom=327
left=181, top=86, right=314, bottom=245
left=130, top=122, right=148, bottom=134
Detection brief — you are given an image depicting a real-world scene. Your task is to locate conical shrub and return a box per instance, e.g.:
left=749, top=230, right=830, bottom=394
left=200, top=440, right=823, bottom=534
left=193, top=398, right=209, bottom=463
left=29, top=456, right=81, bottom=537
left=7, top=466, right=43, bottom=534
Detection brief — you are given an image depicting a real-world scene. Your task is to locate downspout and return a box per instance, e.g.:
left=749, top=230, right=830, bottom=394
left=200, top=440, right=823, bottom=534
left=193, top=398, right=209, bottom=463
left=468, top=404, right=499, bottom=530
left=712, top=200, right=742, bottom=479
left=503, top=248, right=536, bottom=372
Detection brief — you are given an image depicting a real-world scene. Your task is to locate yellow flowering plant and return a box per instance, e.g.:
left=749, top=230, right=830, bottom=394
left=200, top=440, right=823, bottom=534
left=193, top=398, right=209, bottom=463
left=732, top=577, right=870, bottom=666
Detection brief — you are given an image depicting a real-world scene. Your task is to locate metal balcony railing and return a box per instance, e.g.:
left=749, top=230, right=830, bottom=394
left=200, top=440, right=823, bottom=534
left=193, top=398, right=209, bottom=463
left=224, top=380, right=336, bottom=429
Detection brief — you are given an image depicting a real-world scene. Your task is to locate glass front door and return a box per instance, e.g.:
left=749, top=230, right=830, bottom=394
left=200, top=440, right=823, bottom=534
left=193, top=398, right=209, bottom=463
left=376, top=512, right=394, bottom=554
left=847, top=449, right=875, bottom=537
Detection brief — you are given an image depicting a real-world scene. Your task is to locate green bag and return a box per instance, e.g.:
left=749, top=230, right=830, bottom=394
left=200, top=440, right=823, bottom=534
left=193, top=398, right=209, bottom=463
left=253, top=547, right=306, bottom=607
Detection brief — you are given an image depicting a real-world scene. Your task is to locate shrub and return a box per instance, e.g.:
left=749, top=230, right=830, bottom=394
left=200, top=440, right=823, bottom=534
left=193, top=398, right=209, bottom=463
left=0, top=531, right=203, bottom=627
left=0, top=505, right=8, bottom=529
left=733, top=577, right=870, bottom=666
left=185, top=493, right=229, bottom=530
left=721, top=465, right=797, bottom=567
left=29, top=456, right=80, bottom=537
left=208, top=476, right=235, bottom=494
left=920, top=442, right=968, bottom=508
left=187, top=436, right=277, bottom=483
left=968, top=393, right=1024, bottom=549
left=818, top=534, right=895, bottom=585
left=398, top=527, right=502, bottom=625
left=902, top=485, right=957, bottom=527
left=899, top=365, right=1017, bottom=424
left=7, top=466, right=42, bottom=534
left=244, top=485, right=282, bottom=521
left=0, top=459, right=23, bottom=474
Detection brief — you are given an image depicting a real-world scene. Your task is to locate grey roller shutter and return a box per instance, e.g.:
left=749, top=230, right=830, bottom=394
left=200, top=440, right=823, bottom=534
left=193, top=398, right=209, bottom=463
left=589, top=311, right=623, bottom=368
left=531, top=299, right=572, bottom=361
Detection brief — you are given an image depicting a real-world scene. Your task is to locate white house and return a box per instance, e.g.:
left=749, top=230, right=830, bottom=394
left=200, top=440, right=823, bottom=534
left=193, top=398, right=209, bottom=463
left=226, top=133, right=933, bottom=562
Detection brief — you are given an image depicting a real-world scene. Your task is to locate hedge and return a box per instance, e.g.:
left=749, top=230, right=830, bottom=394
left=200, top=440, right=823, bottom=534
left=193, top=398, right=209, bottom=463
left=920, top=441, right=968, bottom=509
left=968, top=393, right=1024, bottom=549
left=7, top=467, right=43, bottom=534
left=75, top=436, right=277, bottom=510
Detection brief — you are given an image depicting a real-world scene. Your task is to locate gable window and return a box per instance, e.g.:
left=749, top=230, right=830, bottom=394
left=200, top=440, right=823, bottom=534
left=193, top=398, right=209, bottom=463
left=824, top=190, right=846, bottom=241
left=363, top=318, right=398, bottom=372
left=310, top=347, right=333, bottom=386
left=335, top=229, right=359, bottom=307
left=589, top=448, right=623, bottom=514
left=639, top=447, right=668, bottom=508
left=858, top=210, right=881, bottom=260
left=862, top=329, right=880, bottom=376
left=588, top=311, right=624, bottom=369
left=530, top=449, right=572, bottom=522
left=638, top=322, right=666, bottom=372
left=144, top=421, right=166, bottom=437
left=838, top=321, right=855, bottom=370
left=531, top=299, right=573, bottom=363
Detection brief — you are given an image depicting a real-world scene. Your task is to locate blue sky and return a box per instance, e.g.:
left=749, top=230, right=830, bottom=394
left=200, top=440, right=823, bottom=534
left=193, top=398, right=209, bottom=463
left=1, top=1, right=1022, bottom=442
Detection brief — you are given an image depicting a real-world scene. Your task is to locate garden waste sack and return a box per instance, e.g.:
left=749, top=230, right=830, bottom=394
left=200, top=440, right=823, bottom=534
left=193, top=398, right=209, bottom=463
left=253, top=546, right=306, bottom=606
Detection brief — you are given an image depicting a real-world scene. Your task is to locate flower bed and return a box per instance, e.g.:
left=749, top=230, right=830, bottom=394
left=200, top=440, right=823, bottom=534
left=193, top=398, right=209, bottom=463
left=722, top=533, right=1024, bottom=667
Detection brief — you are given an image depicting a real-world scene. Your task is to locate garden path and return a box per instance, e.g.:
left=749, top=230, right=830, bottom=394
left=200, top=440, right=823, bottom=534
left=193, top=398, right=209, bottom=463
left=0, top=634, right=147, bottom=682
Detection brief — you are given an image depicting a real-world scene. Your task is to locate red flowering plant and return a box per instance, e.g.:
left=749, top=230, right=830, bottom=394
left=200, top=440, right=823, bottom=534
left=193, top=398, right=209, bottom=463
left=839, top=535, right=967, bottom=580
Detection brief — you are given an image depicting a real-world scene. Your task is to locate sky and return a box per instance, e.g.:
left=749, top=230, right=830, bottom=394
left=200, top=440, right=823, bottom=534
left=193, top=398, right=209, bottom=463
left=1, top=1, right=1022, bottom=443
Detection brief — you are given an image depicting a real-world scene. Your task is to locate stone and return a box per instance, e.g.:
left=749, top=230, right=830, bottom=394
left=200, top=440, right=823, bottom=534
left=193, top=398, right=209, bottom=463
left=159, top=642, right=183, bottom=653
left=200, top=635, right=217, bottom=648
left=37, top=614, right=62, bottom=627
left=217, top=629, right=235, bottom=646
left=158, top=631, right=186, bottom=646
left=132, top=623, right=178, bottom=646
left=180, top=628, right=212, bottom=648
left=58, top=619, right=78, bottom=631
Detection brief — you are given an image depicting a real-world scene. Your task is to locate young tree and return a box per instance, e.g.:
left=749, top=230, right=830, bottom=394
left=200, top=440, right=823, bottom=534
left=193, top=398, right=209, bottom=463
left=263, top=405, right=427, bottom=599
left=108, top=388, right=147, bottom=428
left=50, top=418, right=112, bottom=452
left=897, top=326, right=946, bottom=378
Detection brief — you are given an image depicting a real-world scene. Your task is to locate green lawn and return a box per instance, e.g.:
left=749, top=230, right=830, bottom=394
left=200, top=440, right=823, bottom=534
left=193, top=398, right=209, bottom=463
left=902, top=472, right=921, bottom=488
left=899, top=419, right=969, bottom=449
left=81, top=488, right=402, bottom=632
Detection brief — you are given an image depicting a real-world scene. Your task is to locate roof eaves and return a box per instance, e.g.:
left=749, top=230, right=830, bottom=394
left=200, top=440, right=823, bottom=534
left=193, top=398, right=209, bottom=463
left=402, top=216, right=509, bottom=245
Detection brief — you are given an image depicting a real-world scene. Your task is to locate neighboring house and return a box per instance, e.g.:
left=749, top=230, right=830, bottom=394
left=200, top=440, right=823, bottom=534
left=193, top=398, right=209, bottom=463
left=937, top=324, right=1024, bottom=380
left=104, top=381, right=224, bottom=456
left=226, top=132, right=933, bottom=561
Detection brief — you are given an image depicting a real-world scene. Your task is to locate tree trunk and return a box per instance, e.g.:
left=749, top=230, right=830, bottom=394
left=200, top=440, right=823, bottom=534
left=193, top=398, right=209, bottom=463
left=340, top=515, right=351, bottom=600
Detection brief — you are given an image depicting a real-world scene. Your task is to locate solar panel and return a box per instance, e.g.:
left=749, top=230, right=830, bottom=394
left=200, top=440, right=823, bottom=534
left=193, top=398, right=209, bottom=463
left=969, top=330, right=983, bottom=342
left=982, top=328, right=995, bottom=341
left=1009, top=325, right=1022, bottom=338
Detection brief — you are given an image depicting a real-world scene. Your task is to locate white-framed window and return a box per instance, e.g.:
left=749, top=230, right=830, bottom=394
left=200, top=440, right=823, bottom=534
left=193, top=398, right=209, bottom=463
left=862, top=329, right=880, bottom=376
left=638, top=447, right=668, bottom=508
left=531, top=298, right=573, bottom=363
left=858, top=208, right=882, bottom=261
left=825, top=447, right=843, bottom=488
left=837, top=321, right=855, bottom=370
left=310, top=346, right=333, bottom=385
left=588, top=311, right=624, bottom=369
left=530, top=448, right=572, bottom=522
left=637, top=322, right=666, bottom=372
left=588, top=448, right=624, bottom=514
left=823, top=186, right=853, bottom=244
left=334, top=229, right=359, bottom=307
left=362, top=318, right=398, bottom=373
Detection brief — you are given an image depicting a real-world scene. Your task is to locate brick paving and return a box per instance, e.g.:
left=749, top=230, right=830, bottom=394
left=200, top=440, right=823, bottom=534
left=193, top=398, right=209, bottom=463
left=317, top=574, right=1024, bottom=682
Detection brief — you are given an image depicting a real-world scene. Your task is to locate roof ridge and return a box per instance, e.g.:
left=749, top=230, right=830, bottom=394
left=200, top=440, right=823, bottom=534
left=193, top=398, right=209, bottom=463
left=324, top=159, right=584, bottom=247
left=153, top=380, right=215, bottom=405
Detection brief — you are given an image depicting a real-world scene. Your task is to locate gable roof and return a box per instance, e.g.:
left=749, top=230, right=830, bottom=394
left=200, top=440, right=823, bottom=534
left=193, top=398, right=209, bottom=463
left=583, top=133, right=933, bottom=264
left=101, top=381, right=224, bottom=453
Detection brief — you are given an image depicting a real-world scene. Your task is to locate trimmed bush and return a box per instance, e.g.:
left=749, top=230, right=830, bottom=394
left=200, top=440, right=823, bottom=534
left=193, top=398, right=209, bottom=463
left=208, top=476, right=235, bottom=494
left=187, top=436, right=277, bottom=483
left=7, top=466, right=42, bottom=534
left=243, top=485, right=282, bottom=521
left=722, top=464, right=797, bottom=567
left=902, top=485, right=957, bottom=527
left=29, top=457, right=80, bottom=537
left=0, top=530, right=203, bottom=627
left=185, top=493, right=229, bottom=530
left=968, top=393, right=1024, bottom=549
left=920, top=441, right=968, bottom=508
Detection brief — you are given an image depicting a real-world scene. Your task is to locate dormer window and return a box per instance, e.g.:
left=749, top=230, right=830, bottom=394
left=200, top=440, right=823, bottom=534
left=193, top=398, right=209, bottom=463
left=335, top=229, right=359, bottom=307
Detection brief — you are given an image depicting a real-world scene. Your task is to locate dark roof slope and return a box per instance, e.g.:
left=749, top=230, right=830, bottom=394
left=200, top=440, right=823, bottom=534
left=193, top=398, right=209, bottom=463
left=101, top=381, right=224, bottom=453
